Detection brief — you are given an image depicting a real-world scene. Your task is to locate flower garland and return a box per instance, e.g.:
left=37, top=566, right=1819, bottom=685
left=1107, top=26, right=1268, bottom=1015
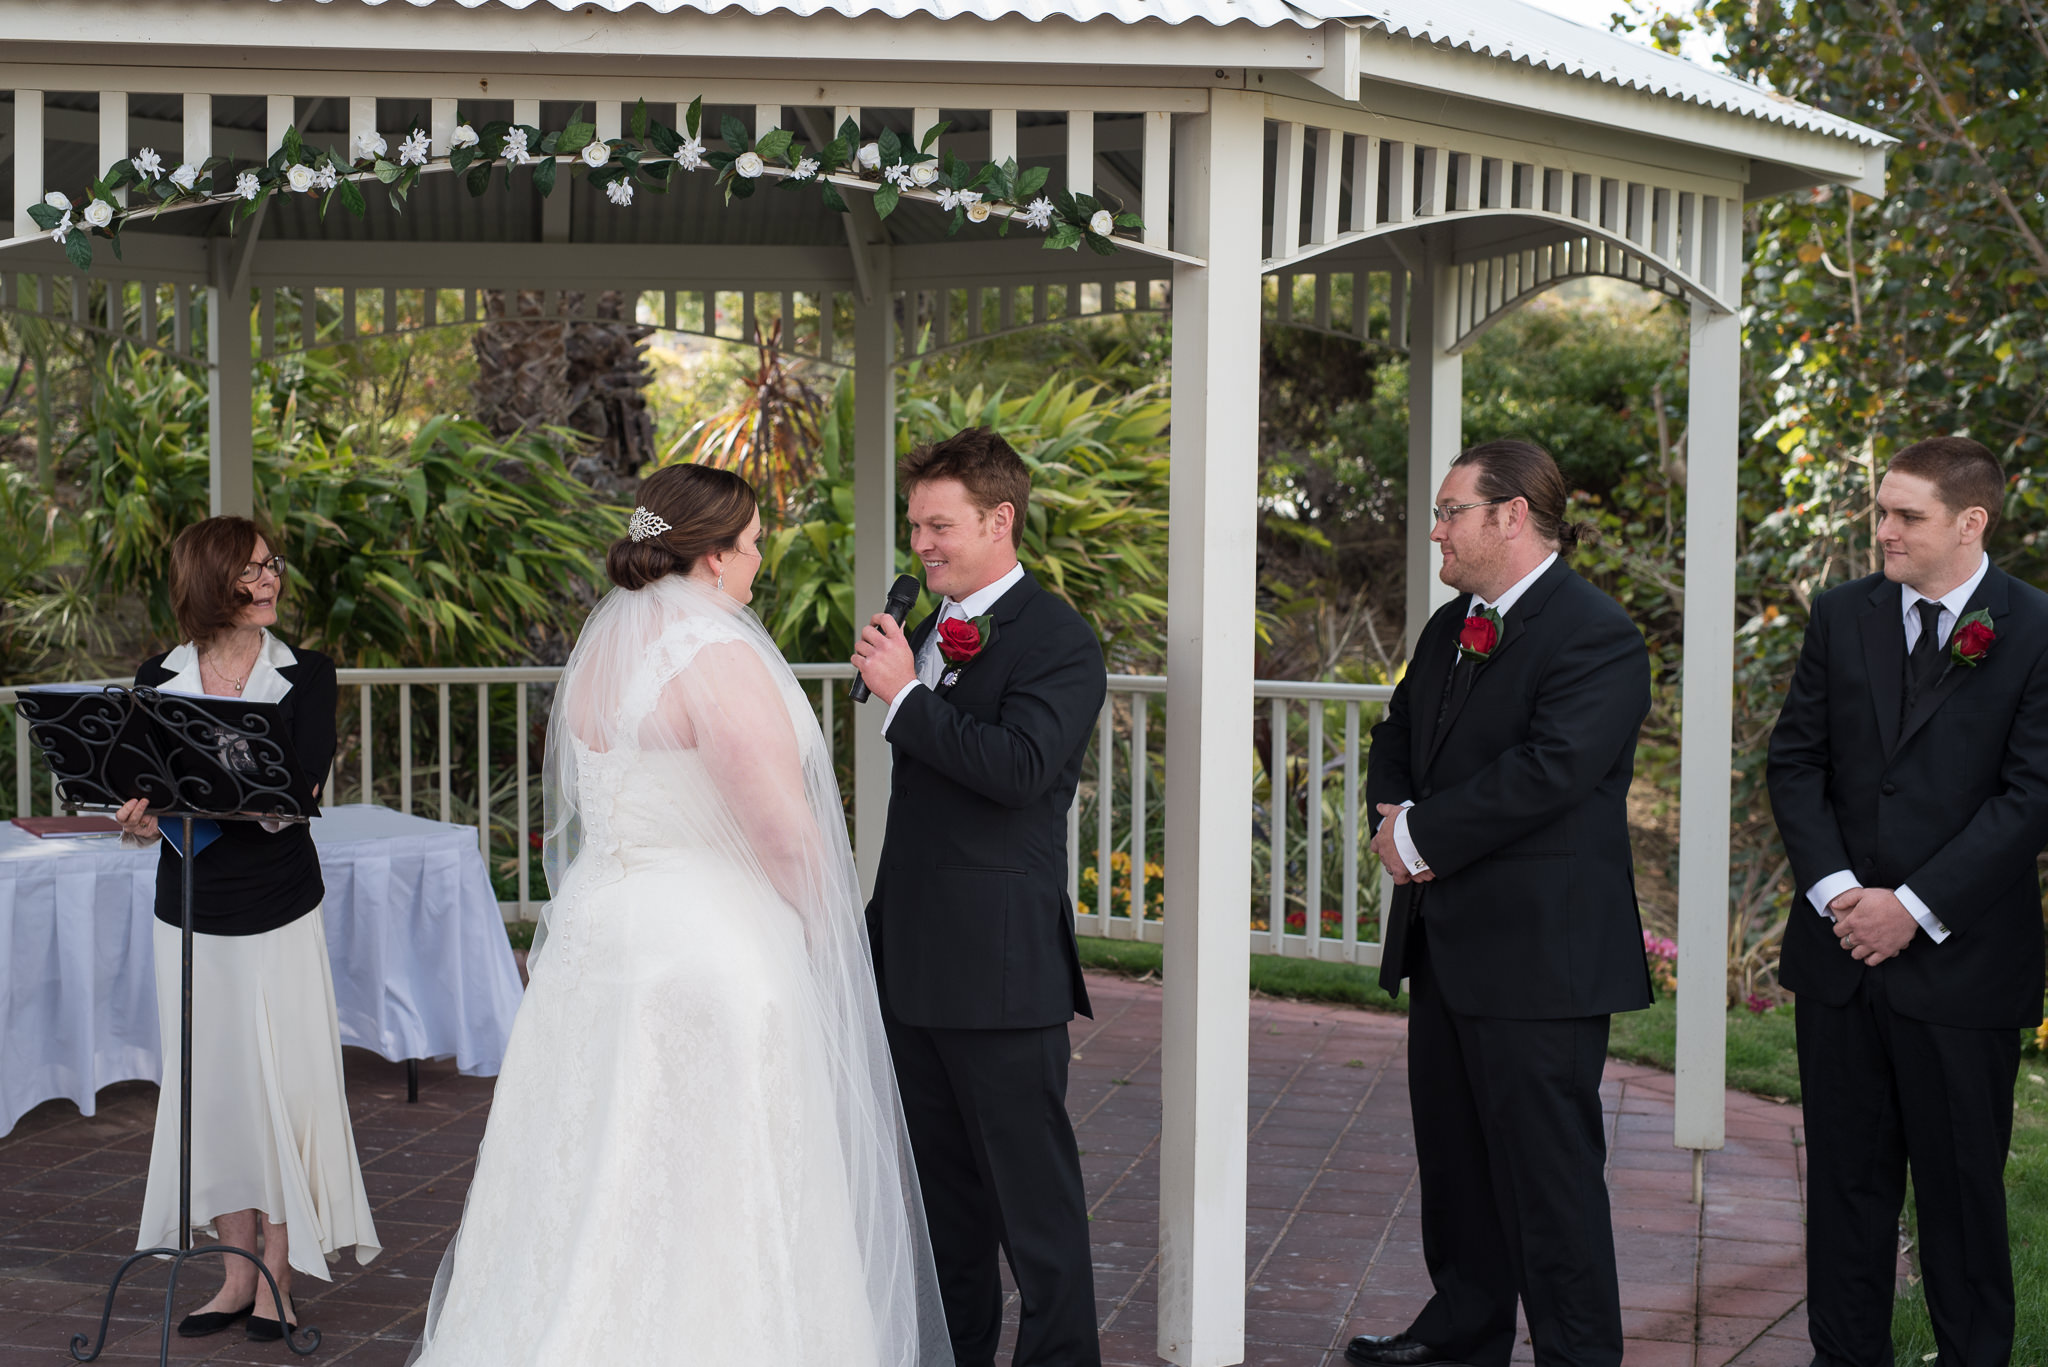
left=24, top=98, right=1145, bottom=273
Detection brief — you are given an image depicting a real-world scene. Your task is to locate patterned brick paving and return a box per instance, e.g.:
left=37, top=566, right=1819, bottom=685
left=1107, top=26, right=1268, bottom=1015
left=0, top=973, right=1811, bottom=1366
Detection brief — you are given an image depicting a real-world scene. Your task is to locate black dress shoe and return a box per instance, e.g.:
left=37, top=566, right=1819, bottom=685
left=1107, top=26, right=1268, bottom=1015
left=245, top=1310, right=296, bottom=1342
left=1344, top=1333, right=1463, bottom=1367
left=175, top=1302, right=253, bottom=1338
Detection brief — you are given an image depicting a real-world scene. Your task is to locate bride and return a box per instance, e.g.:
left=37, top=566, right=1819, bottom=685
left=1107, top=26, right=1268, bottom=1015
left=411, top=465, right=951, bottom=1366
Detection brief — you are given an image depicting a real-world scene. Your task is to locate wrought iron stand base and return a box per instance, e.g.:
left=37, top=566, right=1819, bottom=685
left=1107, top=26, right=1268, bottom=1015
left=69, top=1243, right=320, bottom=1365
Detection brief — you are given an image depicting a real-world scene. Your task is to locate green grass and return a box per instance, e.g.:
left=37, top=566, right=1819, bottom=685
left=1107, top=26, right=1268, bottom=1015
left=1606, top=995, right=1805, bottom=1102
left=1891, top=1067, right=2048, bottom=1367
left=1073, top=934, right=1407, bottom=1012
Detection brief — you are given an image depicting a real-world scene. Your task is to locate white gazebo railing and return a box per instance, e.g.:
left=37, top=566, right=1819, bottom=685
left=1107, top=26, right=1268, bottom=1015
left=0, top=667, right=1394, bottom=963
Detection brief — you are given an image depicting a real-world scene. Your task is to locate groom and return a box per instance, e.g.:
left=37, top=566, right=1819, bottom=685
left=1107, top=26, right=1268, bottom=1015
left=852, top=427, right=1106, bottom=1367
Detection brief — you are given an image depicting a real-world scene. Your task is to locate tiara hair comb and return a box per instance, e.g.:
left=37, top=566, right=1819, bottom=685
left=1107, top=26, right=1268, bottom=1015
left=628, top=507, right=673, bottom=542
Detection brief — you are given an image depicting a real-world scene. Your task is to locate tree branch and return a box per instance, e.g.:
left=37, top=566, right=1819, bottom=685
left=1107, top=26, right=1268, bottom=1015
left=1876, top=0, right=2048, bottom=279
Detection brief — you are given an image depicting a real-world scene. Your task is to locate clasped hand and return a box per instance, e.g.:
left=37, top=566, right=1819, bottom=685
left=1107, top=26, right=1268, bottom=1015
left=1370, top=802, right=1434, bottom=884
left=1828, top=886, right=1917, bottom=965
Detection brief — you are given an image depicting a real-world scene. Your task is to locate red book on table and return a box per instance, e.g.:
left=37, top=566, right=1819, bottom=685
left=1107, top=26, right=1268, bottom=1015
left=10, top=815, right=123, bottom=838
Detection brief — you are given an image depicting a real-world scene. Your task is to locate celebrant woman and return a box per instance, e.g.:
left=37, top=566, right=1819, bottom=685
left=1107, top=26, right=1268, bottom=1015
left=113, top=515, right=380, bottom=1342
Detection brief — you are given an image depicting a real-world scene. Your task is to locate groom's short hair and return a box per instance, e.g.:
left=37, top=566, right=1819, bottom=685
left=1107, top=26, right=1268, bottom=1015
left=900, top=427, right=1031, bottom=548
left=1888, top=436, right=2005, bottom=540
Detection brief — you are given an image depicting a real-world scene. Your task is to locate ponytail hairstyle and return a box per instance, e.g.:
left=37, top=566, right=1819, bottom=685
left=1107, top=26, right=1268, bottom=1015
left=605, top=464, right=759, bottom=591
left=1448, top=438, right=1596, bottom=555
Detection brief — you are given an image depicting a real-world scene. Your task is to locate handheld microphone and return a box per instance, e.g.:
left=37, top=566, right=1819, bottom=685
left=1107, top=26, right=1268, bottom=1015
left=850, top=573, right=924, bottom=703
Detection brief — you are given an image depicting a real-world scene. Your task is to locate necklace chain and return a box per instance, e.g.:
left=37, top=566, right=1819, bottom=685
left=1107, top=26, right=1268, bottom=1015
left=202, top=638, right=261, bottom=695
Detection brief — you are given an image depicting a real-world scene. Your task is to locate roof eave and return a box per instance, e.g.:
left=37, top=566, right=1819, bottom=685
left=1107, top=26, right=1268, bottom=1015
left=1344, top=29, right=1891, bottom=200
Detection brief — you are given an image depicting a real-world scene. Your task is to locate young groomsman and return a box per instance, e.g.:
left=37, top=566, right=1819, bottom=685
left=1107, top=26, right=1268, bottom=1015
left=1768, top=436, right=2048, bottom=1367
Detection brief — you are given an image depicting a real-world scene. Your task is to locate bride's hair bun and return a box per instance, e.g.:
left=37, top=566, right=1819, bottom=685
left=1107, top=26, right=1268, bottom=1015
left=607, top=464, right=759, bottom=591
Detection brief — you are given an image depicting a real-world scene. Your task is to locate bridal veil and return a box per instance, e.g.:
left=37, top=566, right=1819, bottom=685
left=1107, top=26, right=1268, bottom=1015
left=412, top=574, right=952, bottom=1366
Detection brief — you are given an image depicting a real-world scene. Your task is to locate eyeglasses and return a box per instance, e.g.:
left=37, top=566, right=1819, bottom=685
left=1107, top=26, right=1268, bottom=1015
left=1431, top=497, right=1514, bottom=525
left=237, top=555, right=287, bottom=584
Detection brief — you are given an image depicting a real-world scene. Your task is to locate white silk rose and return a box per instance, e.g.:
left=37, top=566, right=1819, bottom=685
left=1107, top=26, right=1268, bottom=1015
left=287, top=163, right=317, bottom=194
left=857, top=142, right=881, bottom=170
left=169, top=163, right=200, bottom=192
left=1090, top=209, right=1114, bottom=236
left=910, top=161, right=938, bottom=188
left=356, top=130, right=388, bottom=161
left=734, top=151, right=765, bottom=179
left=580, top=141, right=610, bottom=169
left=83, top=199, right=115, bottom=228
left=966, top=200, right=992, bottom=223
left=449, top=124, right=480, bottom=149
left=42, top=191, right=71, bottom=212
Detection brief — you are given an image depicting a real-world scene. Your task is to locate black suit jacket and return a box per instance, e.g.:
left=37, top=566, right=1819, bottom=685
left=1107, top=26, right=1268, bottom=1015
left=1365, top=559, right=1654, bottom=1019
left=1767, top=566, right=2048, bottom=1029
left=866, top=569, right=1105, bottom=1030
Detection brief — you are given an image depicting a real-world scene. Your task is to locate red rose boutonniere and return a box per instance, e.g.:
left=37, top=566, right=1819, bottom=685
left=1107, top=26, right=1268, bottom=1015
left=1950, top=608, right=1996, bottom=667
left=1457, top=606, right=1503, bottom=663
left=935, top=613, right=995, bottom=688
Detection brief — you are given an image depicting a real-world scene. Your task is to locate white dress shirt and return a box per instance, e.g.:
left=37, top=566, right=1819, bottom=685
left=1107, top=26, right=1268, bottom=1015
left=1802, top=552, right=1990, bottom=945
left=1391, top=552, right=1560, bottom=876
left=883, top=561, right=1027, bottom=734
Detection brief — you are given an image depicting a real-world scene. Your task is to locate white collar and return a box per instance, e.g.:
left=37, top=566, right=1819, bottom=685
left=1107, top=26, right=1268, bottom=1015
left=159, top=630, right=297, bottom=706
left=945, top=561, right=1027, bottom=619
left=1901, top=552, right=1990, bottom=624
left=1473, top=551, right=1560, bottom=619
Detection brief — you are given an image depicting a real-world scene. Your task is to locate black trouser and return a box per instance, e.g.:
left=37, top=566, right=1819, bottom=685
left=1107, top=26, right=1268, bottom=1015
left=880, top=1001, right=1100, bottom=1367
left=1404, top=924, right=1622, bottom=1367
left=1797, top=971, right=2021, bottom=1367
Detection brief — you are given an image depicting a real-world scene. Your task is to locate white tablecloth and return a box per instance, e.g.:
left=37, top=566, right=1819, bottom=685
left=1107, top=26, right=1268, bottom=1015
left=0, top=804, right=525, bottom=1136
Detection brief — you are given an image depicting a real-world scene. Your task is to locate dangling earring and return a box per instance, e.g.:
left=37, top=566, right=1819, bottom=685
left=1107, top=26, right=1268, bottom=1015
left=716, top=569, right=725, bottom=591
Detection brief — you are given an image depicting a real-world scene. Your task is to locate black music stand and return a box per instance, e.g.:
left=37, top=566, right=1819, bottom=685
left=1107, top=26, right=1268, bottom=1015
left=14, top=685, right=322, bottom=1364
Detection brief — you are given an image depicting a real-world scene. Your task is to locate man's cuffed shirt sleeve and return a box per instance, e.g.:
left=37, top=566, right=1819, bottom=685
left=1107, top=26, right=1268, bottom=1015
left=1894, top=885, right=1952, bottom=942
left=1391, top=803, right=1430, bottom=877
left=1806, top=870, right=1861, bottom=920
left=882, top=679, right=924, bottom=736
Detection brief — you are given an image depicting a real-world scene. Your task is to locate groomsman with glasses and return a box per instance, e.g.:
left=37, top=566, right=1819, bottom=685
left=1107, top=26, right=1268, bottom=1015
left=1353, top=438, right=1652, bottom=1367
left=1768, top=436, right=2048, bottom=1367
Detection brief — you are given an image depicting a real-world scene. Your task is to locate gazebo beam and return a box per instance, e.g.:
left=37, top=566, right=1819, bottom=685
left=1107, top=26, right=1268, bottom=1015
left=1404, top=231, right=1461, bottom=655
left=1672, top=203, right=1745, bottom=1177
left=848, top=196, right=896, bottom=898
left=1159, top=86, right=1262, bottom=1367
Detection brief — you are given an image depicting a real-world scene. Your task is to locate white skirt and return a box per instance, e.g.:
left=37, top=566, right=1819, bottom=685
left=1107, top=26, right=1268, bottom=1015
left=137, top=906, right=382, bottom=1280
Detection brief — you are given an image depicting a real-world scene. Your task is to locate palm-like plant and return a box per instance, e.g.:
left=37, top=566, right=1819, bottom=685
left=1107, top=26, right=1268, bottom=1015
left=665, top=320, right=823, bottom=518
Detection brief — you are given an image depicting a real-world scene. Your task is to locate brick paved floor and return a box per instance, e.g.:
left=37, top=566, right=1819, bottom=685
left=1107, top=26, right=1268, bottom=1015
left=0, top=972, right=1811, bottom=1366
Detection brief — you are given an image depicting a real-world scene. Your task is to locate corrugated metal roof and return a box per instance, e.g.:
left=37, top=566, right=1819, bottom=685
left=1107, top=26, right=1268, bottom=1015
left=1329, top=0, right=1891, bottom=146
left=292, top=0, right=1886, bottom=148
left=314, top=0, right=1316, bottom=25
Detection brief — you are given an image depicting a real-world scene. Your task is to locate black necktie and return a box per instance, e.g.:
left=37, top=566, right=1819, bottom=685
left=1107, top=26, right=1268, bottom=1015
left=1904, top=599, right=1946, bottom=719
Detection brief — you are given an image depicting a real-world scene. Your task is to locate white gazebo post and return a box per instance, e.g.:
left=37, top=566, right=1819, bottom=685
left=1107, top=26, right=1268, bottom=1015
left=1672, top=197, right=1745, bottom=1187
left=1404, top=228, right=1461, bottom=653
left=850, top=197, right=897, bottom=897
left=1158, top=86, right=1261, bottom=1367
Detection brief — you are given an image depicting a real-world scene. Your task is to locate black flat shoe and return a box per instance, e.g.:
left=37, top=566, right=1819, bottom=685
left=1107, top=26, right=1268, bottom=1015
left=245, top=1313, right=296, bottom=1342
left=175, top=1302, right=254, bottom=1338
left=1344, top=1333, right=1464, bottom=1367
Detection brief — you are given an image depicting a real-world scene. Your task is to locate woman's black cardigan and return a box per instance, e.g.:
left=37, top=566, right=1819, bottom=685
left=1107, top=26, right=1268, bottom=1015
left=134, top=643, right=337, bottom=936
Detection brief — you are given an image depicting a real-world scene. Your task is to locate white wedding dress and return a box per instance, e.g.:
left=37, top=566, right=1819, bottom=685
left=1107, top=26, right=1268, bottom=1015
left=412, top=576, right=951, bottom=1367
